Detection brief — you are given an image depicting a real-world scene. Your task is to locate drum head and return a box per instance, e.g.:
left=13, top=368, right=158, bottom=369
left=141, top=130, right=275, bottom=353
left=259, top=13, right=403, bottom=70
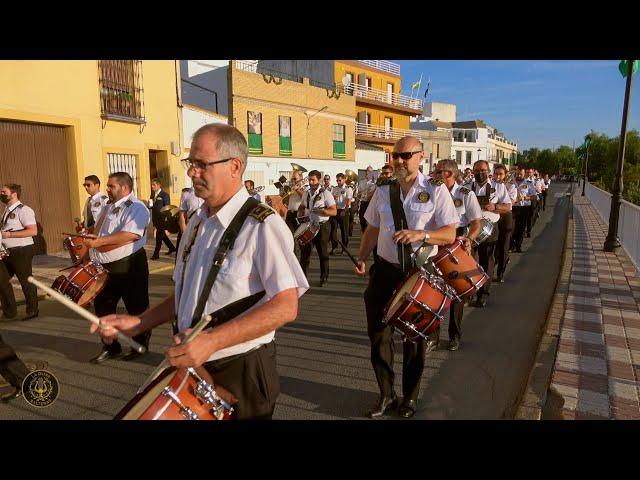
left=77, top=270, right=108, bottom=307
left=116, top=368, right=175, bottom=420
left=383, top=271, right=421, bottom=322
left=293, top=222, right=310, bottom=239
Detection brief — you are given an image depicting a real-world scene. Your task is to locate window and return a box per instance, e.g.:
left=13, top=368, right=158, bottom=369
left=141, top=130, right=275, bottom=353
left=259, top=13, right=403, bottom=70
left=279, top=116, right=292, bottom=156
left=247, top=111, right=263, bottom=155
left=333, top=124, right=346, bottom=159
left=432, top=143, right=440, bottom=158
left=107, top=153, right=138, bottom=195
left=465, top=131, right=474, bottom=142
left=466, top=151, right=472, bottom=165
left=98, top=60, right=145, bottom=122
left=345, top=72, right=354, bottom=95
left=384, top=117, right=392, bottom=138
left=455, top=151, right=462, bottom=164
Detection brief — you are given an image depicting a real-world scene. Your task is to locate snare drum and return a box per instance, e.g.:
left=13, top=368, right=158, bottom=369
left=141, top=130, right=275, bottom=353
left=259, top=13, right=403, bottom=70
left=63, top=235, right=89, bottom=264
left=293, top=221, right=320, bottom=247
left=51, top=261, right=108, bottom=306
left=0, top=244, right=9, bottom=261
left=463, top=218, right=496, bottom=246
left=431, top=239, right=488, bottom=300
left=383, top=270, right=452, bottom=342
left=115, top=367, right=235, bottom=420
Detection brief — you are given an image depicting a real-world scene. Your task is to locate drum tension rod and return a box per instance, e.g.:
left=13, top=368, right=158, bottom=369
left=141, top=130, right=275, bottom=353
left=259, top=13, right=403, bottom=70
left=162, top=387, right=200, bottom=420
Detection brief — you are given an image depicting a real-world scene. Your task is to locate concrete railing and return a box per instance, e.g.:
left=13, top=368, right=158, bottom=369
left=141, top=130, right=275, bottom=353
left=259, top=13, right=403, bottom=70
left=585, top=182, right=640, bottom=271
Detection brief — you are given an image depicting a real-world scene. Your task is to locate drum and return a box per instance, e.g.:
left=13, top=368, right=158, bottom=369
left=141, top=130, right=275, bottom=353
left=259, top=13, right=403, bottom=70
left=114, top=367, right=235, bottom=420
left=63, top=235, right=89, bottom=264
left=293, top=222, right=319, bottom=247
left=383, top=270, right=452, bottom=342
left=159, top=205, right=180, bottom=234
left=431, top=239, right=488, bottom=300
left=463, top=218, right=496, bottom=246
left=0, top=244, right=9, bottom=261
left=51, top=261, right=108, bottom=307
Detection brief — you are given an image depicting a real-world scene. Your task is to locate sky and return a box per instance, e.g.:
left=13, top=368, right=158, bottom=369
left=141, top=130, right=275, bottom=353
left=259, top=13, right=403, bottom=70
left=393, top=60, right=640, bottom=151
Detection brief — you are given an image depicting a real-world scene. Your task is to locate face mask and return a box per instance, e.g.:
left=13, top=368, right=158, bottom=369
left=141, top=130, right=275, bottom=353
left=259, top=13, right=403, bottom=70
left=0, top=194, right=9, bottom=204
left=474, top=172, right=488, bottom=184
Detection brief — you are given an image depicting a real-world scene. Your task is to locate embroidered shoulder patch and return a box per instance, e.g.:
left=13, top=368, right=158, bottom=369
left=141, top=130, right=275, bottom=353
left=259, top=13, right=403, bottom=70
left=249, top=204, right=275, bottom=222
left=429, top=178, right=443, bottom=186
left=459, top=187, right=470, bottom=195
left=124, top=199, right=133, bottom=208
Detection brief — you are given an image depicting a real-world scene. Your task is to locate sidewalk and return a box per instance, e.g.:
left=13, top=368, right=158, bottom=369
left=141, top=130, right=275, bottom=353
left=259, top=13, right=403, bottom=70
left=520, top=194, right=640, bottom=420
left=7, top=235, right=178, bottom=307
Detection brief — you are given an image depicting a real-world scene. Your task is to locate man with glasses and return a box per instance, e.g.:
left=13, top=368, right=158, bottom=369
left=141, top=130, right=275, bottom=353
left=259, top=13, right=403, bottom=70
left=80, top=175, right=108, bottom=233
left=433, top=159, right=482, bottom=351
left=354, top=136, right=458, bottom=419
left=92, top=124, right=309, bottom=420
left=468, top=161, right=512, bottom=308
left=322, top=174, right=333, bottom=192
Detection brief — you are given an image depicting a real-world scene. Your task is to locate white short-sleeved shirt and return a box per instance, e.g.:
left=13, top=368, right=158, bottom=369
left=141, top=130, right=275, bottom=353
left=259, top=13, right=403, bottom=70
left=468, top=180, right=511, bottom=223
left=542, top=178, right=551, bottom=190
left=513, top=179, right=538, bottom=206
left=357, top=179, right=376, bottom=201
left=89, top=193, right=149, bottom=264
left=526, top=178, right=540, bottom=197
left=173, top=187, right=309, bottom=361
left=449, top=183, right=483, bottom=228
left=504, top=182, right=518, bottom=203
left=179, top=188, right=204, bottom=217
left=302, top=187, right=336, bottom=223
left=287, top=185, right=306, bottom=212
left=331, top=185, right=353, bottom=209
left=364, top=172, right=459, bottom=265
left=1, top=203, right=36, bottom=248
left=83, top=192, right=109, bottom=229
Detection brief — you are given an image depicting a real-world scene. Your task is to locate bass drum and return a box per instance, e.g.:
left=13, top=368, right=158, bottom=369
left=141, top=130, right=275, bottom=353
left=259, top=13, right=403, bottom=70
left=51, top=261, right=108, bottom=307
left=115, top=367, right=236, bottom=421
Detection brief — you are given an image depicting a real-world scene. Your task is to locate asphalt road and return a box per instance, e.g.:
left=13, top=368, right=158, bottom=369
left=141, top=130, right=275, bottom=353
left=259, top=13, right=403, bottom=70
left=0, top=183, right=572, bottom=420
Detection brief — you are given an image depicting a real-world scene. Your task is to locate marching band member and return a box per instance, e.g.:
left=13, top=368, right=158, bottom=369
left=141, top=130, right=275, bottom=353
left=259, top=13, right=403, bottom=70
left=177, top=166, right=204, bottom=249
left=0, top=184, right=39, bottom=321
left=354, top=136, right=458, bottom=418
left=525, top=168, right=539, bottom=237
left=433, top=159, right=482, bottom=351
left=84, top=172, right=151, bottom=363
left=330, top=173, right=353, bottom=255
left=285, top=170, right=306, bottom=236
left=541, top=173, right=551, bottom=210
left=468, top=161, right=511, bottom=308
left=322, top=174, right=333, bottom=192
left=297, top=170, right=337, bottom=287
left=357, top=166, right=378, bottom=261
left=81, top=175, right=108, bottom=232
left=0, top=334, right=30, bottom=401
left=92, top=124, right=309, bottom=420
left=510, top=166, right=538, bottom=253
left=244, top=180, right=261, bottom=202
left=150, top=178, right=176, bottom=260
left=493, top=164, right=516, bottom=283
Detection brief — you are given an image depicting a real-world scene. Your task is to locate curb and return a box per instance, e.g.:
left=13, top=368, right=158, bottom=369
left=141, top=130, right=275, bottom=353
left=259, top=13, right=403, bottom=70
left=514, top=186, right=574, bottom=420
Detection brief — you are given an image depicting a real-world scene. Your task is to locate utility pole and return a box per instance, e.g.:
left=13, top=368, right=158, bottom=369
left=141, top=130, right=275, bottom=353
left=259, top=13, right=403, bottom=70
left=604, top=60, right=635, bottom=252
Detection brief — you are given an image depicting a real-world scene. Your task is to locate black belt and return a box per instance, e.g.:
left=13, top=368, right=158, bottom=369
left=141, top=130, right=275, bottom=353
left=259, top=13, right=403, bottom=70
left=101, top=247, right=146, bottom=274
left=203, top=341, right=271, bottom=368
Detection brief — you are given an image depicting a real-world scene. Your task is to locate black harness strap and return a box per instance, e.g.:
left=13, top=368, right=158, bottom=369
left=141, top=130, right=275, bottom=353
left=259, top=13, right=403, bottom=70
left=389, top=182, right=413, bottom=273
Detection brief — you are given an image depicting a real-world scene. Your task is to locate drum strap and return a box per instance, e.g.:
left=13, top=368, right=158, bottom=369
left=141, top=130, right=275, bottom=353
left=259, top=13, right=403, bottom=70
left=188, top=197, right=261, bottom=331
left=388, top=182, right=413, bottom=274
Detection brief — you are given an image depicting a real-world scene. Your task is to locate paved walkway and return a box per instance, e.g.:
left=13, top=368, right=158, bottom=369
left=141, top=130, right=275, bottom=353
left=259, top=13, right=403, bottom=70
left=549, top=196, right=640, bottom=419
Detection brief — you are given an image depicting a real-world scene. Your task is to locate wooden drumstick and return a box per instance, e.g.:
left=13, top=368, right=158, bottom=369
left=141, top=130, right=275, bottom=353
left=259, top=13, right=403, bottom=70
left=27, top=276, right=146, bottom=353
left=136, top=314, right=212, bottom=394
left=336, top=239, right=360, bottom=269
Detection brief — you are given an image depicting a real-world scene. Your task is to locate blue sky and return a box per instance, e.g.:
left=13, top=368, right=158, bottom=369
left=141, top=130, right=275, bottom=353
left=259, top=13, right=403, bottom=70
left=394, top=60, right=640, bottom=151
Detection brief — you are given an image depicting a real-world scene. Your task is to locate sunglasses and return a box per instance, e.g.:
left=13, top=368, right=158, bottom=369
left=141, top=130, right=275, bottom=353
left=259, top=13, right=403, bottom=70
left=391, top=150, right=422, bottom=160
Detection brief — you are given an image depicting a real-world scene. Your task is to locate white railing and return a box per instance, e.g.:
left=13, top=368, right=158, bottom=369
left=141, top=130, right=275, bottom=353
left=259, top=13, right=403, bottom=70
left=585, top=182, right=640, bottom=272
left=355, top=122, right=424, bottom=141
left=358, top=60, right=401, bottom=76
left=339, top=83, right=422, bottom=110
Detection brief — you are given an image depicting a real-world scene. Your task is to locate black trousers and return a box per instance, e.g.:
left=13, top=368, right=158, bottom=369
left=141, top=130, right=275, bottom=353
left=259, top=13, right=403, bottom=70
left=474, top=239, right=497, bottom=297
left=93, top=249, right=151, bottom=353
left=0, top=245, right=38, bottom=316
left=348, top=204, right=357, bottom=237
left=358, top=200, right=378, bottom=262
left=526, top=200, right=538, bottom=234
left=448, top=301, right=464, bottom=341
left=330, top=208, right=349, bottom=249
left=0, top=333, right=30, bottom=388
left=511, top=206, right=528, bottom=251
left=494, top=212, right=513, bottom=277
left=364, top=259, right=429, bottom=401
left=541, top=189, right=548, bottom=210
left=203, top=341, right=279, bottom=420
left=153, top=225, right=175, bottom=256
left=300, top=221, right=330, bottom=280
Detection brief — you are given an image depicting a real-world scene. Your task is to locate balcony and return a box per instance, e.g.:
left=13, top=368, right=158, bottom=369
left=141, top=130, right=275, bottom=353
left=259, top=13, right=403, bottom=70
left=339, top=83, right=422, bottom=114
left=355, top=122, right=424, bottom=144
left=358, top=60, right=401, bottom=76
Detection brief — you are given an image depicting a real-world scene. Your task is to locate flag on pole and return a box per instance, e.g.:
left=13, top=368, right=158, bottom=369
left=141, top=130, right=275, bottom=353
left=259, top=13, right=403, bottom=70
left=619, top=60, right=639, bottom=78
left=423, top=78, right=431, bottom=98
left=411, top=78, right=421, bottom=91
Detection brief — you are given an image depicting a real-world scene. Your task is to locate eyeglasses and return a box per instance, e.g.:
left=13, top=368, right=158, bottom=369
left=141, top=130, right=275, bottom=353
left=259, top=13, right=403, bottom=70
left=432, top=170, right=451, bottom=175
left=391, top=150, right=422, bottom=160
left=181, top=157, right=235, bottom=171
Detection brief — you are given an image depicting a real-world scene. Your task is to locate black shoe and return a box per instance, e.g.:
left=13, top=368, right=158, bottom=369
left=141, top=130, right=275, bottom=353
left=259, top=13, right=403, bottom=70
left=474, top=296, right=487, bottom=308
left=166, top=248, right=176, bottom=256
left=425, top=337, right=439, bottom=353
left=398, top=399, right=418, bottom=418
left=21, top=310, right=39, bottom=321
left=150, top=254, right=160, bottom=260
left=448, top=337, right=460, bottom=351
left=366, top=394, right=398, bottom=418
left=121, top=348, right=147, bottom=361
left=495, top=274, right=504, bottom=283
left=1, top=311, right=17, bottom=321
left=319, top=278, right=327, bottom=287
left=89, top=347, right=123, bottom=364
left=0, top=384, right=21, bottom=402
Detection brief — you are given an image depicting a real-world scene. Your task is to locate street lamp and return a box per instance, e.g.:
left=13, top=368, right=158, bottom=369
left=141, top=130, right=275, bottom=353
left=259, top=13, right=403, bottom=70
left=604, top=60, right=635, bottom=252
left=581, top=136, right=591, bottom=196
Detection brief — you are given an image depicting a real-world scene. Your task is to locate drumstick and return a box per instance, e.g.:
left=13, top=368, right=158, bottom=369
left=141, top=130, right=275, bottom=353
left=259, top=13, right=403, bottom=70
left=136, top=313, right=212, bottom=394
left=336, top=239, right=360, bottom=269
left=27, top=276, right=146, bottom=353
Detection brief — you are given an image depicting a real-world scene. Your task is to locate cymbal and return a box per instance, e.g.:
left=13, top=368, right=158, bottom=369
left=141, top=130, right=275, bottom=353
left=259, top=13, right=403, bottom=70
left=291, top=162, right=308, bottom=173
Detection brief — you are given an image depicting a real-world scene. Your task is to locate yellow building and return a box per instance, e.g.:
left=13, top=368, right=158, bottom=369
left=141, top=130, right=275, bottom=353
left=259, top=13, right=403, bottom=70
left=334, top=60, right=423, bottom=158
left=0, top=60, right=184, bottom=252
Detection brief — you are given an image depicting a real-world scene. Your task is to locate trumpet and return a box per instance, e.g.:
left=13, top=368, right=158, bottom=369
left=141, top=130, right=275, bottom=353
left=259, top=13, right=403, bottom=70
left=247, top=186, right=265, bottom=196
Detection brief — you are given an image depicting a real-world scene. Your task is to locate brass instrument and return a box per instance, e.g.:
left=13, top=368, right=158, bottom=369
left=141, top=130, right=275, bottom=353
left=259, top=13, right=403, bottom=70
left=158, top=205, right=180, bottom=234
left=247, top=186, right=264, bottom=196
left=344, top=169, right=358, bottom=186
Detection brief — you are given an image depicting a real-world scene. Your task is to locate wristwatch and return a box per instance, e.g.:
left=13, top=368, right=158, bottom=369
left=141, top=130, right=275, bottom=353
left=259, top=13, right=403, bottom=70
left=423, top=232, right=431, bottom=244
